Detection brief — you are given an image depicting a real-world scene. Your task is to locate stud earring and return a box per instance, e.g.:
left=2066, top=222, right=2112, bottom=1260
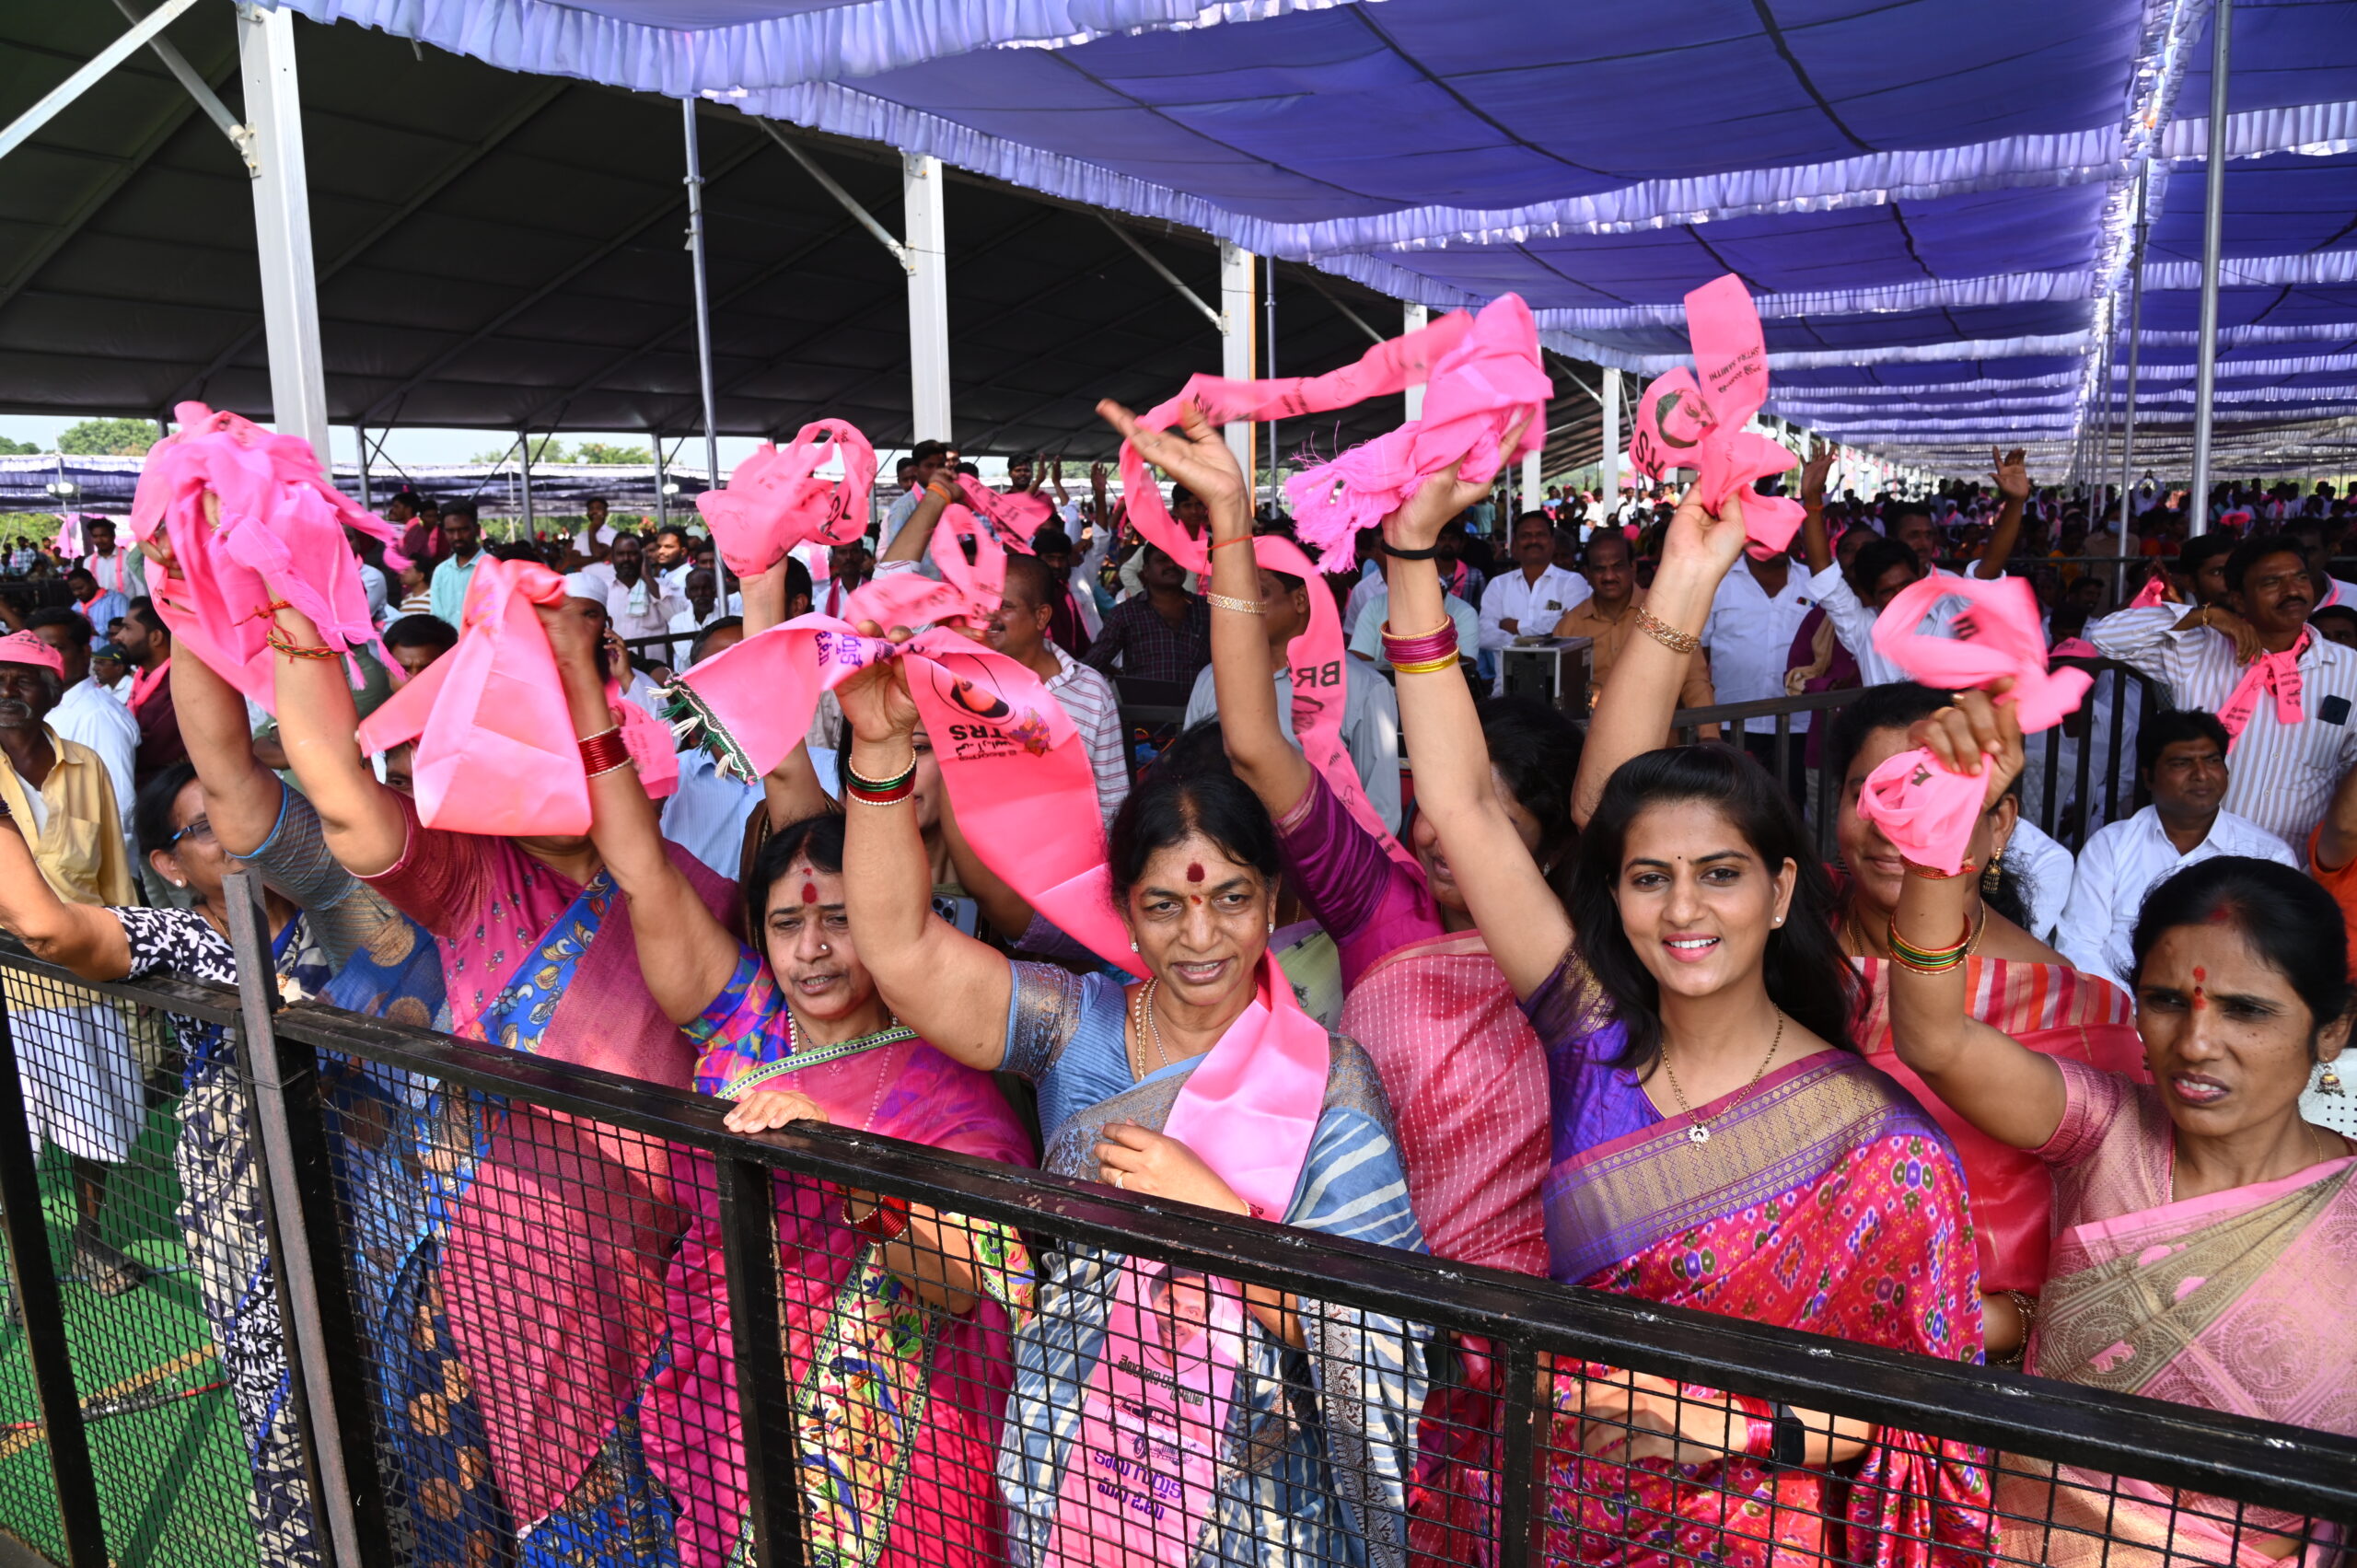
left=2322, top=1062, right=2346, bottom=1098
left=1129, top=938, right=1139, bottom=953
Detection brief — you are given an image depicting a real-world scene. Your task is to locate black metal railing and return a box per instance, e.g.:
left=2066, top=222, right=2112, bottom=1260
left=0, top=918, right=2352, bottom=1568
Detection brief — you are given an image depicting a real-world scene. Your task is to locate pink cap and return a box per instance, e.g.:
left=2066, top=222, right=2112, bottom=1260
left=0, top=632, right=64, bottom=678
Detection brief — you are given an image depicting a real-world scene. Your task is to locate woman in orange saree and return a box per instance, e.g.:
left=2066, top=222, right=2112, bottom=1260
left=1886, top=693, right=2354, bottom=1568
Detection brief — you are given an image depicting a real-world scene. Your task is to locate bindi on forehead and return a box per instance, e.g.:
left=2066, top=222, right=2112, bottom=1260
left=1185, top=863, right=1204, bottom=883
left=800, top=881, right=819, bottom=905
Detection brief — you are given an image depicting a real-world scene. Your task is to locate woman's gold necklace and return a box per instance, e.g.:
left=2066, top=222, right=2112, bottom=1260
left=1130, top=978, right=1173, bottom=1075
left=1660, top=1009, right=1786, bottom=1145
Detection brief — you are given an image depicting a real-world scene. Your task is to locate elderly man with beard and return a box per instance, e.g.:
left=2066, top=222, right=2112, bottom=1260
left=2094, top=531, right=2357, bottom=850
left=0, top=630, right=144, bottom=1299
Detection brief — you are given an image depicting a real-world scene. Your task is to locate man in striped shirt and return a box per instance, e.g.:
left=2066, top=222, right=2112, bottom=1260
left=988, top=552, right=1129, bottom=826
left=2091, top=531, right=2357, bottom=853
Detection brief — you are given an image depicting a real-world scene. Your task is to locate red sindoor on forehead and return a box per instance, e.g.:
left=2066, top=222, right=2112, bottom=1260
left=1185, top=863, right=1205, bottom=883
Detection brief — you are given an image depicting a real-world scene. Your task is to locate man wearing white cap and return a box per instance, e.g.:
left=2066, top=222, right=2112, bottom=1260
left=0, top=629, right=144, bottom=1297
left=563, top=573, right=669, bottom=718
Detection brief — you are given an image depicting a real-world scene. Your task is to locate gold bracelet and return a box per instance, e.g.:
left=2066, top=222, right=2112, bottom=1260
left=1390, top=652, right=1461, bottom=676
left=1204, top=592, right=1264, bottom=615
left=1633, top=604, right=1700, bottom=655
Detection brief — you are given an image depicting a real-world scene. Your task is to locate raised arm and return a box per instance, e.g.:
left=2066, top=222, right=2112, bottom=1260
left=265, top=598, right=409, bottom=877
left=0, top=818, right=128, bottom=979
left=542, top=598, right=741, bottom=1027
left=1798, top=446, right=1836, bottom=574
left=878, top=475, right=958, bottom=567
left=1098, top=399, right=1312, bottom=818
left=1570, top=486, right=1747, bottom=828
left=1886, top=687, right=2068, bottom=1150
left=1974, top=447, right=2029, bottom=580
left=168, top=616, right=285, bottom=858
left=835, top=641, right=1011, bottom=1070
left=1383, top=435, right=1573, bottom=998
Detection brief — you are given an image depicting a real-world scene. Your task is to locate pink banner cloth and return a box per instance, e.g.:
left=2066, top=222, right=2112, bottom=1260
left=2127, top=573, right=2169, bottom=609
left=1117, top=308, right=1478, bottom=565
left=693, top=420, right=876, bottom=578
left=129, top=401, right=408, bottom=710
left=1281, top=295, right=1550, bottom=568
left=355, top=558, right=676, bottom=837
left=1624, top=275, right=1804, bottom=558
left=954, top=475, right=1055, bottom=551
left=1855, top=574, right=2092, bottom=875
left=2217, top=629, right=2309, bottom=748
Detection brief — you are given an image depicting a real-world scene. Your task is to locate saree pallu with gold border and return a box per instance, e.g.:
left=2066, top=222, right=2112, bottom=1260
left=2001, top=1143, right=2357, bottom=1568
left=1411, top=955, right=1992, bottom=1568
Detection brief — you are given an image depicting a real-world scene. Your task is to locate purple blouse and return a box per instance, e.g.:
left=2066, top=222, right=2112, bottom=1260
left=1523, top=947, right=1661, bottom=1165
left=1272, top=768, right=1443, bottom=989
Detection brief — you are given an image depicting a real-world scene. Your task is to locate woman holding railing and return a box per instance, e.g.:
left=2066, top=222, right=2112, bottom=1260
left=1885, top=694, right=2355, bottom=1568
left=1383, top=479, right=1991, bottom=1568
left=837, top=403, right=1428, bottom=1568
left=554, top=583, right=1036, bottom=1568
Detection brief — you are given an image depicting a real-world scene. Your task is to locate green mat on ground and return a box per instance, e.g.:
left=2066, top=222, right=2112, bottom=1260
left=0, top=1098, right=259, bottom=1568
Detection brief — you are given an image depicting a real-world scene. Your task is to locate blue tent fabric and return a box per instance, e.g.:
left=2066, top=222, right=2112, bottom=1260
left=261, top=0, right=2357, bottom=469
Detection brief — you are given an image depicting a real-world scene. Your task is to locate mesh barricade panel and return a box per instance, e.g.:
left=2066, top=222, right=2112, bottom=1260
left=0, top=947, right=2349, bottom=1568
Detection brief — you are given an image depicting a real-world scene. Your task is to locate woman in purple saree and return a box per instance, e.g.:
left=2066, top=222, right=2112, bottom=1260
left=1383, top=475, right=1991, bottom=1568
left=1887, top=692, right=2354, bottom=1568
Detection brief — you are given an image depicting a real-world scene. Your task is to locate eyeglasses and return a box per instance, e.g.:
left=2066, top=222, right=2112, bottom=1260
left=170, top=817, right=215, bottom=847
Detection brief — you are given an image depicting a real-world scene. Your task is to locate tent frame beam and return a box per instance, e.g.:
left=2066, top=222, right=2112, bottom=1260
left=2189, top=0, right=2232, bottom=535
left=0, top=0, right=203, bottom=166
left=112, top=0, right=252, bottom=168
left=757, top=120, right=911, bottom=271
left=1099, top=215, right=1223, bottom=332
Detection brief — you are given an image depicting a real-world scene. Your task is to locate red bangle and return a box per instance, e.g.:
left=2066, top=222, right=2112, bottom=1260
left=1380, top=621, right=1460, bottom=669
left=577, top=727, right=632, bottom=777
left=1211, top=534, right=1256, bottom=552
left=850, top=1194, right=910, bottom=1244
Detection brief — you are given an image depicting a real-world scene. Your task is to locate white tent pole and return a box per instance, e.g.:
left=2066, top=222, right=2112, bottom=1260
left=1601, top=369, right=1622, bottom=514
left=903, top=152, right=951, bottom=443
left=1219, top=241, right=1257, bottom=478
left=238, top=3, right=329, bottom=467
left=0, top=0, right=203, bottom=166
left=1402, top=304, right=1428, bottom=421
left=2118, top=158, right=2151, bottom=555
left=683, top=100, right=724, bottom=495
left=2189, top=0, right=2232, bottom=538
left=518, top=429, right=535, bottom=539
left=653, top=432, right=668, bottom=528
left=1263, top=252, right=1277, bottom=507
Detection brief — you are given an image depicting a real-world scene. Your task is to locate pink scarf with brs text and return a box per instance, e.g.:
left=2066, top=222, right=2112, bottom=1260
left=1854, top=575, right=2091, bottom=875
left=1625, top=274, right=1805, bottom=559
left=2218, top=630, right=2308, bottom=749
left=129, top=401, right=409, bottom=710
left=354, top=558, right=678, bottom=836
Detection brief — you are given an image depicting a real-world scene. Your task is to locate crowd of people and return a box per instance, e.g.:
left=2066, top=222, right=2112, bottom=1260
left=0, top=406, right=2350, bottom=1568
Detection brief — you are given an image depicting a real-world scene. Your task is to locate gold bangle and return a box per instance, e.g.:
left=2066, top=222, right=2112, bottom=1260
left=1204, top=592, right=1263, bottom=615
left=1633, top=604, right=1700, bottom=655
left=1390, top=652, right=1462, bottom=676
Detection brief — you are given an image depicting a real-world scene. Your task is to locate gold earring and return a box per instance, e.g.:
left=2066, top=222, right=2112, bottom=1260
left=2322, top=1062, right=2346, bottom=1098
left=1982, top=849, right=2004, bottom=894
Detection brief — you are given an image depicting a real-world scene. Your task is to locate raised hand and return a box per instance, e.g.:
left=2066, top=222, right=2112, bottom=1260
left=1801, top=446, right=1836, bottom=506
left=1908, top=681, right=2026, bottom=812
left=1096, top=398, right=1247, bottom=517
left=1991, top=447, right=2031, bottom=505
left=833, top=620, right=922, bottom=743
left=1383, top=413, right=1534, bottom=553
left=1661, top=482, right=1750, bottom=580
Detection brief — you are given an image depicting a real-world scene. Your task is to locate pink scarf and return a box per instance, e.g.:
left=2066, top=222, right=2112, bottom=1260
left=1854, top=575, right=2091, bottom=874
left=955, top=475, right=1055, bottom=551
left=354, top=558, right=677, bottom=836
left=128, top=656, right=171, bottom=713
left=2218, top=630, right=2308, bottom=749
left=1626, top=275, right=1805, bottom=558
left=129, top=401, right=408, bottom=709
left=692, top=420, right=875, bottom=578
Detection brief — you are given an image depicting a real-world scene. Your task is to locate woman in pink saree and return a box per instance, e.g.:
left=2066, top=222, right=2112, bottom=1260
left=566, top=597, right=1035, bottom=1568
left=1387, top=475, right=1991, bottom=1568
left=1886, top=691, right=2355, bottom=1568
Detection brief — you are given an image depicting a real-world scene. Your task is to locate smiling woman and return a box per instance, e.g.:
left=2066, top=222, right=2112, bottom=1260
left=1885, top=692, right=2357, bottom=1568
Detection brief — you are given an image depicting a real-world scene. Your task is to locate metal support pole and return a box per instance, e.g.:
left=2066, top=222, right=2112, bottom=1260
left=902, top=151, right=952, bottom=443
left=0, top=997, right=109, bottom=1568
left=114, top=0, right=254, bottom=168
left=1522, top=444, right=1542, bottom=512
left=2119, top=163, right=2150, bottom=562
left=0, top=0, right=203, bottom=166
left=1263, top=252, right=1277, bottom=509
left=1402, top=303, right=1428, bottom=421
left=1601, top=369, right=1623, bottom=518
left=1219, top=240, right=1257, bottom=479
left=223, top=871, right=394, bottom=1568
left=2189, top=0, right=2232, bottom=537
left=238, top=3, right=331, bottom=466
left=683, top=100, right=725, bottom=498
left=717, top=1156, right=802, bottom=1566
left=653, top=432, right=668, bottom=528
left=518, top=429, right=535, bottom=540
left=354, top=424, right=371, bottom=510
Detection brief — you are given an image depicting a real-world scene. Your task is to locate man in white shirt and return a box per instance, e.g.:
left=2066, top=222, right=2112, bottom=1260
left=26, top=609, right=136, bottom=832
left=665, top=565, right=744, bottom=668
left=80, top=518, right=136, bottom=597
left=649, top=525, right=696, bottom=595
left=1477, top=509, right=1590, bottom=692
left=573, top=495, right=620, bottom=562
left=1701, top=541, right=1817, bottom=790
left=1349, top=586, right=1478, bottom=671
left=2056, top=710, right=2299, bottom=988
left=1183, top=553, right=1402, bottom=834
left=593, top=532, right=687, bottom=648
left=988, top=553, right=1129, bottom=826
left=658, top=619, right=761, bottom=878
left=427, top=502, right=485, bottom=626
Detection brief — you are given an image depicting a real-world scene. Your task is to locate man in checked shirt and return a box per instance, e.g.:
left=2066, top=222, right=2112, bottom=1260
left=2090, top=531, right=2357, bottom=854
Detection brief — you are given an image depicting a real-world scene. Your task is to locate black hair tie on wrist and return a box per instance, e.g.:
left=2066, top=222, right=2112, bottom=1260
left=1383, top=541, right=1443, bottom=561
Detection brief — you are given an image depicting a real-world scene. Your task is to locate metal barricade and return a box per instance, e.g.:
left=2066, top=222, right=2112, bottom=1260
left=0, top=935, right=2350, bottom=1568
